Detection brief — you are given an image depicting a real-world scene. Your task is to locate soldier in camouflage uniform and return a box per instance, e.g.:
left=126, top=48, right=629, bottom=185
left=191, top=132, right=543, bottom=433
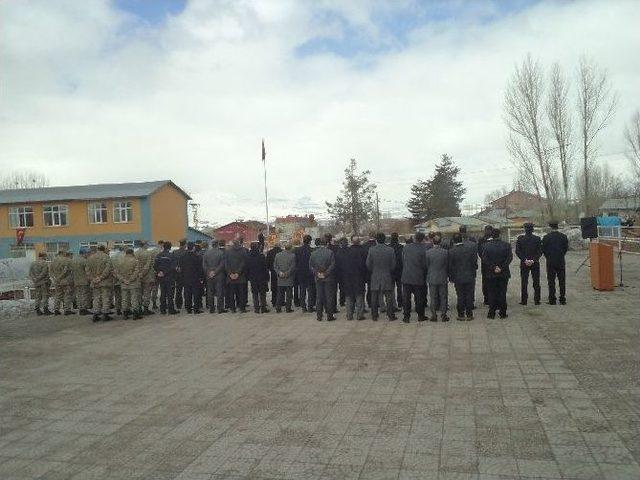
left=49, top=250, right=75, bottom=315
left=71, top=249, right=91, bottom=315
left=136, top=241, right=156, bottom=315
left=111, top=247, right=124, bottom=315
left=86, top=245, right=114, bottom=322
left=29, top=252, right=52, bottom=315
left=114, top=248, right=142, bottom=320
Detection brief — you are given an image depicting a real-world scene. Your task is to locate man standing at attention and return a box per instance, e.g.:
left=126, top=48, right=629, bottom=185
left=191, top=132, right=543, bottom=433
left=225, top=239, right=248, bottom=313
left=366, top=232, right=397, bottom=321
left=425, top=235, right=450, bottom=322
left=173, top=239, right=187, bottom=311
left=295, top=235, right=314, bottom=312
left=29, top=252, right=52, bottom=316
left=389, top=232, right=404, bottom=313
left=154, top=241, right=178, bottom=315
left=49, top=250, right=74, bottom=315
left=274, top=243, right=296, bottom=313
left=342, top=235, right=367, bottom=321
left=309, top=237, right=336, bottom=321
left=266, top=242, right=282, bottom=309
left=71, top=249, right=91, bottom=315
left=115, top=248, right=142, bottom=320
left=542, top=220, right=569, bottom=305
left=86, top=245, right=114, bottom=322
left=448, top=232, right=478, bottom=321
left=477, top=225, right=493, bottom=305
left=516, top=222, right=542, bottom=305
left=401, top=232, right=427, bottom=323
left=203, top=240, right=226, bottom=313
left=481, top=227, right=513, bottom=319
left=136, top=241, right=156, bottom=316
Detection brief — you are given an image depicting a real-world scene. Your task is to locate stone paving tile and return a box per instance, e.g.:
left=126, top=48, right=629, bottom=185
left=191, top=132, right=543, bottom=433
left=0, top=252, right=639, bottom=479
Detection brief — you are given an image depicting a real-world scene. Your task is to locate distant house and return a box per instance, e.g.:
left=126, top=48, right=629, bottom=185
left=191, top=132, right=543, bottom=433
left=213, top=220, right=266, bottom=244
left=488, top=190, right=546, bottom=212
left=475, top=190, right=546, bottom=227
left=187, top=227, right=215, bottom=244
left=0, top=180, right=190, bottom=258
left=599, top=198, right=640, bottom=221
left=274, top=214, right=319, bottom=242
left=415, top=216, right=491, bottom=235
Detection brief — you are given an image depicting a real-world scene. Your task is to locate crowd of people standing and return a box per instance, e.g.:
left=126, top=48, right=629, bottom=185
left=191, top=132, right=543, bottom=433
left=29, top=221, right=569, bottom=323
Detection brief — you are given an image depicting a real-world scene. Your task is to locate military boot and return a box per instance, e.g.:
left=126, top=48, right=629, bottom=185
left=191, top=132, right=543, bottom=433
left=102, top=313, right=113, bottom=322
left=123, top=310, right=130, bottom=320
left=43, top=308, right=53, bottom=316
left=64, top=310, right=74, bottom=316
left=36, top=308, right=43, bottom=316
left=92, top=314, right=101, bottom=322
left=54, top=310, right=61, bottom=316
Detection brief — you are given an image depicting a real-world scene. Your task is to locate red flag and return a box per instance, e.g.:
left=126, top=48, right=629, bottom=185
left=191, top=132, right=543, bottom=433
left=262, top=139, right=266, bottom=162
left=16, top=228, right=26, bottom=246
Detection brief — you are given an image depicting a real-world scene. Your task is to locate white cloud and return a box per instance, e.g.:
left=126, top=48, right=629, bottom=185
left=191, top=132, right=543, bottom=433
left=0, top=0, right=638, bottom=224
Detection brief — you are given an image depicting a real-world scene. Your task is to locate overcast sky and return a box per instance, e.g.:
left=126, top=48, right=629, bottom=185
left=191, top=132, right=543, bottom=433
left=1, top=0, right=638, bottom=225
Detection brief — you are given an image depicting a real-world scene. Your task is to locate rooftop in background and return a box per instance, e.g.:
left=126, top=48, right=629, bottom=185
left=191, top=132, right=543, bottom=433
left=415, top=216, right=491, bottom=231
left=0, top=180, right=191, bottom=204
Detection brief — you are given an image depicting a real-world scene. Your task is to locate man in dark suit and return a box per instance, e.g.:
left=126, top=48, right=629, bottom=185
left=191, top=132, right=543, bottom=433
left=481, top=227, right=513, bottom=319
left=202, top=240, right=226, bottom=313
left=180, top=242, right=205, bottom=314
left=516, top=222, right=542, bottom=305
left=401, top=232, right=427, bottom=323
left=366, top=232, right=397, bottom=321
left=224, top=239, right=248, bottom=313
left=389, top=232, right=404, bottom=312
left=477, top=225, right=493, bottom=305
left=309, top=238, right=336, bottom=321
left=295, top=235, right=314, bottom=312
left=542, top=221, right=569, bottom=305
left=448, top=233, right=478, bottom=321
left=343, top=235, right=368, bottom=320
left=425, top=235, right=449, bottom=322
left=265, top=243, right=282, bottom=308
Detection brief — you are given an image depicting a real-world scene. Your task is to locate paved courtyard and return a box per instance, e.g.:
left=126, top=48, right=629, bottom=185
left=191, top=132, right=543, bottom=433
left=1, top=252, right=639, bottom=480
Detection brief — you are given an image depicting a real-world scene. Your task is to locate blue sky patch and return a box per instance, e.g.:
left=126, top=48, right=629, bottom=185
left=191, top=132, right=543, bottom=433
left=113, top=0, right=187, bottom=24
left=296, top=0, right=540, bottom=59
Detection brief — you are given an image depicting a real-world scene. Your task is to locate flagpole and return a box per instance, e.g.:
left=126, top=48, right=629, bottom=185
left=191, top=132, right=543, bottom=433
left=262, top=140, right=270, bottom=236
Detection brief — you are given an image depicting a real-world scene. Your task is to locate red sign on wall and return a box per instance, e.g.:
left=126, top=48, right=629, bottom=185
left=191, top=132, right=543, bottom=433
left=16, top=228, right=26, bottom=246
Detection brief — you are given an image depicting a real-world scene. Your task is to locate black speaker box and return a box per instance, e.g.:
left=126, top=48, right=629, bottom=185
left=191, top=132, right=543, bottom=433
left=580, top=216, right=598, bottom=239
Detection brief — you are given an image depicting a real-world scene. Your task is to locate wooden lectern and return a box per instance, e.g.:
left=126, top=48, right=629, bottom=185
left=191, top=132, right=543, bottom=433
left=589, top=242, right=614, bottom=291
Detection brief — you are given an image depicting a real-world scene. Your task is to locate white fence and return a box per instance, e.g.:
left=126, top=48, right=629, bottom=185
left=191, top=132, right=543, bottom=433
left=0, top=257, right=32, bottom=296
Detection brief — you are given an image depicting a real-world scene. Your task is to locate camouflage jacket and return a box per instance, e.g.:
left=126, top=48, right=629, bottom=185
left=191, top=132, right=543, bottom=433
left=29, top=259, right=50, bottom=287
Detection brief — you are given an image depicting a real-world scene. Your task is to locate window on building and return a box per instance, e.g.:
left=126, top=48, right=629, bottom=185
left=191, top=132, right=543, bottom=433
left=45, top=242, right=70, bottom=259
left=112, top=240, right=135, bottom=251
left=9, top=243, right=35, bottom=258
left=43, top=204, right=69, bottom=227
left=113, top=201, right=133, bottom=223
left=88, top=202, right=108, bottom=224
left=8, top=206, right=34, bottom=228
left=79, top=241, right=107, bottom=251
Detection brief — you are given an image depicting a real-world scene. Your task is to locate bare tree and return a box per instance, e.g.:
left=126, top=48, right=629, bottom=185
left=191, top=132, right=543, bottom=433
left=576, top=56, right=617, bottom=215
left=0, top=170, right=50, bottom=190
left=624, top=110, right=640, bottom=188
left=574, top=162, right=627, bottom=213
left=483, top=186, right=511, bottom=205
left=504, top=54, right=558, bottom=218
left=547, top=62, right=573, bottom=217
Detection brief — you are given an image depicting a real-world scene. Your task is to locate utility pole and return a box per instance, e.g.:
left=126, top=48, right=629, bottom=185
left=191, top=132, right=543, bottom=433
left=375, top=192, right=381, bottom=232
left=189, top=202, right=200, bottom=230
